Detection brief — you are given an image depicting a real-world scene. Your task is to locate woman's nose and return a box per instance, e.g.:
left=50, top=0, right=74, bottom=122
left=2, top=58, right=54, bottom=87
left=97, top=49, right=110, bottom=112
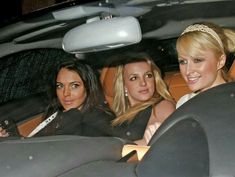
left=63, top=87, right=71, bottom=96
left=186, top=62, right=194, bottom=75
left=140, top=78, right=147, bottom=86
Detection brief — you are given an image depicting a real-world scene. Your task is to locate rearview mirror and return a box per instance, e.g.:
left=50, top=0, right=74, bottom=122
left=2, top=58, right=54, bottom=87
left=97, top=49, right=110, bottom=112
left=62, top=16, right=142, bottom=53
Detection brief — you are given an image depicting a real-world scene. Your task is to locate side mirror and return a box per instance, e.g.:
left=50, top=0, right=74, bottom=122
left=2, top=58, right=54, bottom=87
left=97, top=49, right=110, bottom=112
left=62, top=16, right=142, bottom=53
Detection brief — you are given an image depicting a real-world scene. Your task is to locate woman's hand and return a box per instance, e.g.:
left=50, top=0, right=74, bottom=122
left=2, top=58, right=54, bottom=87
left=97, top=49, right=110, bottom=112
left=0, top=127, right=9, bottom=137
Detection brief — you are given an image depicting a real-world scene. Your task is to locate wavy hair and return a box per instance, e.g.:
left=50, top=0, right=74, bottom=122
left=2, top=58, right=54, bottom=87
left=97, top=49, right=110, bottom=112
left=111, top=53, right=173, bottom=126
left=176, top=22, right=235, bottom=82
left=45, top=57, right=102, bottom=117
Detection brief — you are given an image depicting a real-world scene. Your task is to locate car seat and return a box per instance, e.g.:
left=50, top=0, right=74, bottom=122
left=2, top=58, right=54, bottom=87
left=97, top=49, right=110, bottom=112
left=0, top=93, right=48, bottom=137
left=100, top=58, right=235, bottom=107
left=100, top=66, right=117, bottom=108
left=100, top=67, right=190, bottom=106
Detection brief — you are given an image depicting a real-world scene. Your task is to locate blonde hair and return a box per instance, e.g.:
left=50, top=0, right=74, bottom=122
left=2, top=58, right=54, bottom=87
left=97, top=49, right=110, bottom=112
left=111, top=53, right=173, bottom=126
left=177, top=22, right=235, bottom=82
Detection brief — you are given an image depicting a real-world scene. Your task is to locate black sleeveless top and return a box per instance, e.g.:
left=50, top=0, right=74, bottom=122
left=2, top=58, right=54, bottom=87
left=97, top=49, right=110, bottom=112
left=111, top=106, right=152, bottom=141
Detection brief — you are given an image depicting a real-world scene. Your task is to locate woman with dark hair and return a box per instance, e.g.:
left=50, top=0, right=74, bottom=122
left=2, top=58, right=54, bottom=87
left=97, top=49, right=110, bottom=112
left=0, top=58, right=114, bottom=137
left=46, top=59, right=105, bottom=116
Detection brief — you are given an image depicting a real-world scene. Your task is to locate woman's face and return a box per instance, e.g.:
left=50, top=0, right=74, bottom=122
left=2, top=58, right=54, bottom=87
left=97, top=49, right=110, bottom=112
left=123, top=61, right=155, bottom=106
left=178, top=48, right=225, bottom=92
left=56, top=68, right=87, bottom=111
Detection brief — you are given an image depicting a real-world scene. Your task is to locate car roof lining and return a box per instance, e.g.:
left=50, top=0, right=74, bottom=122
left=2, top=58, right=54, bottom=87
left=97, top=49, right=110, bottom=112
left=1, top=0, right=235, bottom=42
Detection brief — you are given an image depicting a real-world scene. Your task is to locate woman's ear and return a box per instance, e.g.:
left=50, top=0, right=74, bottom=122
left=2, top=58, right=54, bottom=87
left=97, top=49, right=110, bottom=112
left=217, top=54, right=226, bottom=70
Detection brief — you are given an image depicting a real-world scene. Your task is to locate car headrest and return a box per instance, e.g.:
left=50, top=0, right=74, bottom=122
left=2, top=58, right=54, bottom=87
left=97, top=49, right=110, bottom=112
left=100, top=67, right=117, bottom=108
left=62, top=16, right=142, bottom=54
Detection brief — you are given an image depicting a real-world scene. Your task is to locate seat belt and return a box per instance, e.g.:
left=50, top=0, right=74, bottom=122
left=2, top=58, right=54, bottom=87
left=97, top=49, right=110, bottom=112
left=27, top=111, right=58, bottom=137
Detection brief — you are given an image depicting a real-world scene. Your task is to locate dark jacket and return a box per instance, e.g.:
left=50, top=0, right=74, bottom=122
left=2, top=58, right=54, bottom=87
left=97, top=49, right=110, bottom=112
left=36, top=106, right=115, bottom=137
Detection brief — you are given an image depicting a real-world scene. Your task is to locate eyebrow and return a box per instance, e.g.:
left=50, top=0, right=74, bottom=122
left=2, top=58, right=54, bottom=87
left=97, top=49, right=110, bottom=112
left=56, top=81, right=82, bottom=84
left=128, top=70, right=152, bottom=76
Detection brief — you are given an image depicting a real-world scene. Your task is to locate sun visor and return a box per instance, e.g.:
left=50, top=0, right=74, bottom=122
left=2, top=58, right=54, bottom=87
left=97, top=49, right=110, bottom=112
left=62, top=16, right=142, bottom=53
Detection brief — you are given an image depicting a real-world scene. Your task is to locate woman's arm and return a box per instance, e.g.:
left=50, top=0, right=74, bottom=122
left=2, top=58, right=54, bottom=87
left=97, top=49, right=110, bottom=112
left=138, top=100, right=176, bottom=145
left=152, top=99, right=176, bottom=123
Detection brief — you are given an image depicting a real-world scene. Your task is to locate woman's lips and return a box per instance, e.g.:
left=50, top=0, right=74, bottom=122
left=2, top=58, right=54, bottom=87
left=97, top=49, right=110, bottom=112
left=187, top=76, right=199, bottom=85
left=139, top=89, right=149, bottom=94
left=63, top=100, right=73, bottom=105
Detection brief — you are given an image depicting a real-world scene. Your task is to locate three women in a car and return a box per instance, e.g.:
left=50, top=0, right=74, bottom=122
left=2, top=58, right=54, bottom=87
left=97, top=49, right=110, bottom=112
left=2, top=21, right=234, bottom=146
left=176, top=22, right=235, bottom=108
left=110, top=53, right=175, bottom=145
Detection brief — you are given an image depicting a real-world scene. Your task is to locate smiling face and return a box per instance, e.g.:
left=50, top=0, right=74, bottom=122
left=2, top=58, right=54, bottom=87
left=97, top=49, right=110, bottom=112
left=123, top=61, right=155, bottom=106
left=178, top=48, right=226, bottom=92
left=56, top=68, right=87, bottom=111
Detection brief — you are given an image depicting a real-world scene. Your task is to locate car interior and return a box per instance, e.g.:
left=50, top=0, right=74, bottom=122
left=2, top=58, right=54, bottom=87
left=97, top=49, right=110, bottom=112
left=1, top=82, right=235, bottom=177
left=0, top=0, right=235, bottom=176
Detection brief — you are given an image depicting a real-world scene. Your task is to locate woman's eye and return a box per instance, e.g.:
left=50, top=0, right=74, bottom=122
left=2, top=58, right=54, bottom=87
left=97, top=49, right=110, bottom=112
left=56, top=83, right=63, bottom=89
left=178, top=59, right=187, bottom=65
left=130, top=76, right=137, bottom=81
left=71, top=83, right=80, bottom=89
left=193, top=58, right=204, bottom=63
left=146, top=73, right=153, bottom=78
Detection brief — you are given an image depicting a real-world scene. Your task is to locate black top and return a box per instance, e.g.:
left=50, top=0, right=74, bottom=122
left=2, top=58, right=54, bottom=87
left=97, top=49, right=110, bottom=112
left=111, top=106, right=152, bottom=141
left=3, top=105, right=152, bottom=142
left=36, top=105, right=152, bottom=141
left=36, top=106, right=115, bottom=137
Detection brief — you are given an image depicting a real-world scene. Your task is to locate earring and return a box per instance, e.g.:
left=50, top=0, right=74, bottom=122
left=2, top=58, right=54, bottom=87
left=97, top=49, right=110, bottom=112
left=124, top=89, right=128, bottom=97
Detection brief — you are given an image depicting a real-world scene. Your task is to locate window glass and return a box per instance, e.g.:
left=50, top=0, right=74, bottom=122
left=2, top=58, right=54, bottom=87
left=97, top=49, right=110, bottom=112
left=0, top=49, right=72, bottom=104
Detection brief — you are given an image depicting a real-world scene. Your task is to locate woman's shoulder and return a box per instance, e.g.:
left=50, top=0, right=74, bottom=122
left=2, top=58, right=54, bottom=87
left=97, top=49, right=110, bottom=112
left=152, top=99, right=176, bottom=122
left=84, top=103, right=115, bottom=119
left=176, top=93, right=197, bottom=109
left=154, top=99, right=176, bottom=111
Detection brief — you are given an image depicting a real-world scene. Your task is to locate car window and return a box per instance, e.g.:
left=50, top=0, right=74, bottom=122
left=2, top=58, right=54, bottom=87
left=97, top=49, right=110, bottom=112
left=0, top=38, right=179, bottom=105
left=0, top=48, right=72, bottom=104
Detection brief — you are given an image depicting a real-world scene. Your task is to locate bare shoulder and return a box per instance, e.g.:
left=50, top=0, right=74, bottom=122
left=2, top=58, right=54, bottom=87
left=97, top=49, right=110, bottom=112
left=152, top=99, right=176, bottom=122
left=158, top=99, right=175, bottom=107
left=154, top=99, right=176, bottom=113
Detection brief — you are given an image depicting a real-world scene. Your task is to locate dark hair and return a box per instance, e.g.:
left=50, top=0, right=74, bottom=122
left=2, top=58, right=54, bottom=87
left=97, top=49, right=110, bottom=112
left=45, top=57, right=102, bottom=117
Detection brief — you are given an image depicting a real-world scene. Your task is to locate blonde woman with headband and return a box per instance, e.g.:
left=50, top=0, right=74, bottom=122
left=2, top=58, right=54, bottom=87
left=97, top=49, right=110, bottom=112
left=110, top=52, right=175, bottom=146
left=176, top=22, right=235, bottom=108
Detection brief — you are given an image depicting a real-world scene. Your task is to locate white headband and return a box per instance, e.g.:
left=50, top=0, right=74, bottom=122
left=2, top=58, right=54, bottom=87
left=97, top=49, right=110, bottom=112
left=181, top=24, right=223, bottom=49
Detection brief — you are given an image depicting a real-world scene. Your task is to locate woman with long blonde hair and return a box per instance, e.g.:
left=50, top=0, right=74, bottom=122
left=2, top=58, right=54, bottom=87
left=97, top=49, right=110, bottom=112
left=176, top=22, right=235, bottom=108
left=111, top=52, right=175, bottom=145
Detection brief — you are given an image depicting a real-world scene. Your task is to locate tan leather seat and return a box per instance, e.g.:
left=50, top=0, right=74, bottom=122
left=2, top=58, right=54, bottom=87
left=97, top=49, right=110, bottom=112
left=100, top=67, right=190, bottom=106
left=17, top=113, right=44, bottom=137
left=164, top=71, right=191, bottom=102
left=100, top=67, right=117, bottom=108
left=100, top=59, right=235, bottom=108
